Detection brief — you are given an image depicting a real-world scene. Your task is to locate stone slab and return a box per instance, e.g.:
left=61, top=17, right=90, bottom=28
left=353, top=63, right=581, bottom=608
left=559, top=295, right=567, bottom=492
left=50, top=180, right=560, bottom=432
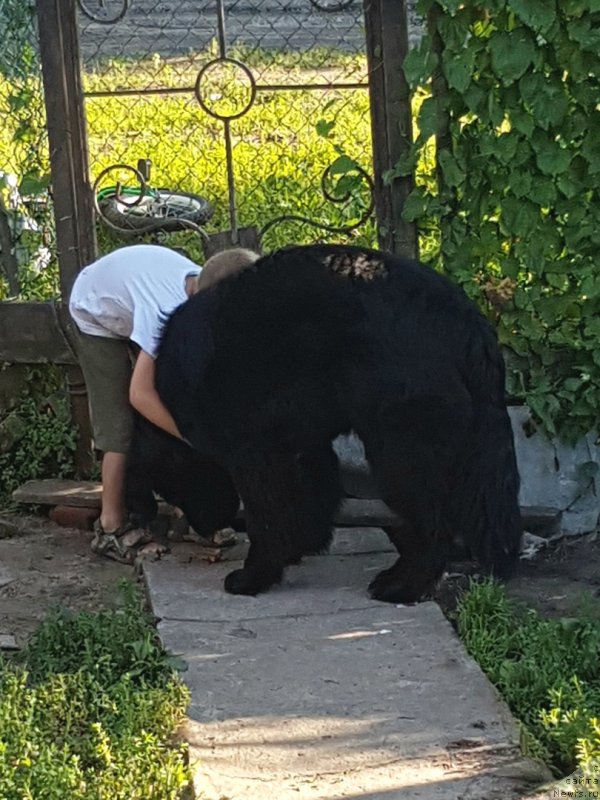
left=0, top=564, right=15, bottom=590
left=13, top=479, right=103, bottom=508
left=146, top=568, right=547, bottom=799
left=0, top=634, right=18, bottom=651
left=204, top=526, right=395, bottom=559
left=144, top=547, right=396, bottom=623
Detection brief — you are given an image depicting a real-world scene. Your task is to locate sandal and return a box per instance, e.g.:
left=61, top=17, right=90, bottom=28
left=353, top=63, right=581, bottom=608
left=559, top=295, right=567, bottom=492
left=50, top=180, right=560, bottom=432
left=91, top=519, right=156, bottom=565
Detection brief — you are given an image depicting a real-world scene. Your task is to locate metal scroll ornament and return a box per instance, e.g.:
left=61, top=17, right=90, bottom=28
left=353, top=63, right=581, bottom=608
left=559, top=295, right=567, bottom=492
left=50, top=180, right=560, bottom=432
left=259, top=160, right=375, bottom=244
left=92, top=163, right=211, bottom=244
left=77, top=0, right=130, bottom=24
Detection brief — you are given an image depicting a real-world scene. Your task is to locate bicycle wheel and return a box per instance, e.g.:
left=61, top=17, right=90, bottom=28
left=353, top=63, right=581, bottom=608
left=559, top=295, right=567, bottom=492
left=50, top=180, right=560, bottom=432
left=97, top=188, right=213, bottom=237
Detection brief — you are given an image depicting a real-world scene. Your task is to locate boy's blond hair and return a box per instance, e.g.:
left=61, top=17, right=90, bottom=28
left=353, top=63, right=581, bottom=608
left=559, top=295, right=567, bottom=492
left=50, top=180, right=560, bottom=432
left=196, top=247, right=261, bottom=291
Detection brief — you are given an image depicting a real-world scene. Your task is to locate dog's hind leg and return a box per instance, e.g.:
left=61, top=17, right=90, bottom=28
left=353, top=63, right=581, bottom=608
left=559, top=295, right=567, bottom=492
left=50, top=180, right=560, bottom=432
left=358, top=398, right=468, bottom=603
left=370, top=518, right=449, bottom=604
left=224, top=442, right=341, bottom=596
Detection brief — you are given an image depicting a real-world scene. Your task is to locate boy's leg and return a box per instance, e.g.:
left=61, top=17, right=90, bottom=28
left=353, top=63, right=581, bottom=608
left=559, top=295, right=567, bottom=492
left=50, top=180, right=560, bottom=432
left=73, top=330, right=134, bottom=532
left=100, top=452, right=128, bottom=531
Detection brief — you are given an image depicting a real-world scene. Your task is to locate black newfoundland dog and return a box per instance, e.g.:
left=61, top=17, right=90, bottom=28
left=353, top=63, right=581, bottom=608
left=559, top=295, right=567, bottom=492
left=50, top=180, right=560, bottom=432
left=126, top=244, right=522, bottom=603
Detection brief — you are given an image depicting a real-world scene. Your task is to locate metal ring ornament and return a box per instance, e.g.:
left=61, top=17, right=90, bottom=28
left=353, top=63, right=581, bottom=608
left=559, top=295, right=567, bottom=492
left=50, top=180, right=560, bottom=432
left=76, top=0, right=129, bottom=24
left=259, top=161, right=375, bottom=242
left=194, top=58, right=257, bottom=121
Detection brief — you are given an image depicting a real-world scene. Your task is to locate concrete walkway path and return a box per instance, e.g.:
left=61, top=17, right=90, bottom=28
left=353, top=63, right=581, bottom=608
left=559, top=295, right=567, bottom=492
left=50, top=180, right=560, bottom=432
left=143, top=528, right=549, bottom=800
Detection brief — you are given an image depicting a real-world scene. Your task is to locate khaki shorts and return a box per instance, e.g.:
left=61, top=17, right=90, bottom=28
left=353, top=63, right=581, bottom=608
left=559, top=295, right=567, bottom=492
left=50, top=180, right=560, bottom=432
left=73, top=328, right=136, bottom=454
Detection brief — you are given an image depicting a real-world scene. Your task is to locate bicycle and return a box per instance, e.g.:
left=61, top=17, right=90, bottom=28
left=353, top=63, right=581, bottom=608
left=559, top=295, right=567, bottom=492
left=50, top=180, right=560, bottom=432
left=93, top=160, right=213, bottom=241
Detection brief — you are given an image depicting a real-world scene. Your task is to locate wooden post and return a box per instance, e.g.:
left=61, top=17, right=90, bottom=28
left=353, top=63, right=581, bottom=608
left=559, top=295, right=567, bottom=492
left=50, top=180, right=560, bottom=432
left=363, top=0, right=418, bottom=260
left=36, top=0, right=96, bottom=297
left=36, top=0, right=96, bottom=475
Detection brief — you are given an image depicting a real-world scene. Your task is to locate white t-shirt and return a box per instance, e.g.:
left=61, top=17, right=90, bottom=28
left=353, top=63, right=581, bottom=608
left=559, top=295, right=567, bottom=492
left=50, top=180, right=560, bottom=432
left=69, top=244, right=202, bottom=357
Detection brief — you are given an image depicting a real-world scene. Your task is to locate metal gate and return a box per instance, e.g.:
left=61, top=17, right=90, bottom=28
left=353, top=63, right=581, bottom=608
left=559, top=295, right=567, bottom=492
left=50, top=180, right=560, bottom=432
left=74, top=0, right=415, bottom=255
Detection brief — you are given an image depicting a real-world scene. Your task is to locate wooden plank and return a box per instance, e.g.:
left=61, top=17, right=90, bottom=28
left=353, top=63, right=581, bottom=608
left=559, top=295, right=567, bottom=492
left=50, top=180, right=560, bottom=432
left=13, top=480, right=402, bottom=523
left=12, top=479, right=562, bottom=534
left=13, top=479, right=102, bottom=507
left=363, top=0, right=417, bottom=259
left=0, top=302, right=77, bottom=364
left=59, top=0, right=97, bottom=288
left=0, top=199, right=20, bottom=296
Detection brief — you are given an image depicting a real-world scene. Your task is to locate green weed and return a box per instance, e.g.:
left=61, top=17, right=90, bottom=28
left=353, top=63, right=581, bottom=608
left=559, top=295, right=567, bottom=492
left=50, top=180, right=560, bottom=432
left=0, top=582, right=191, bottom=800
left=0, top=368, right=77, bottom=507
left=456, top=580, right=600, bottom=775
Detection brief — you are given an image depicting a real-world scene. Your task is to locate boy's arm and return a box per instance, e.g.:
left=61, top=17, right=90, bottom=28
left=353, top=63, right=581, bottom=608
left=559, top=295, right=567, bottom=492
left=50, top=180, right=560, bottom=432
left=129, top=350, right=183, bottom=440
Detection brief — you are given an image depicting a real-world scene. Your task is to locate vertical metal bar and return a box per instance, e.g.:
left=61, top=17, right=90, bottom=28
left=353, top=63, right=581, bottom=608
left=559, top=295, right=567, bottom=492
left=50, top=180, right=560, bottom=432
left=223, top=119, right=239, bottom=243
left=36, top=0, right=95, bottom=476
left=215, top=0, right=227, bottom=58
left=215, top=0, right=239, bottom=242
left=363, top=0, right=417, bottom=259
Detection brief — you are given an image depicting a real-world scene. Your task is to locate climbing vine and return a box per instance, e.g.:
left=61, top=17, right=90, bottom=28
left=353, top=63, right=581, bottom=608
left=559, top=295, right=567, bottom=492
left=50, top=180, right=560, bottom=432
left=398, top=0, right=600, bottom=442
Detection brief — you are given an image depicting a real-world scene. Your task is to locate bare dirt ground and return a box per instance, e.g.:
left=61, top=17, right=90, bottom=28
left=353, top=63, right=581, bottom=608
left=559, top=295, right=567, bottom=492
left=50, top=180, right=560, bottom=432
left=0, top=515, right=131, bottom=648
left=1, top=513, right=599, bottom=651
left=436, top=532, right=600, bottom=620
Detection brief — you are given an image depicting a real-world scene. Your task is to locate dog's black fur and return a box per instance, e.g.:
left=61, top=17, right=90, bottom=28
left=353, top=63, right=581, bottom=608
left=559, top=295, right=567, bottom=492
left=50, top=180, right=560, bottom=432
left=127, top=244, right=522, bottom=603
left=125, top=416, right=239, bottom=538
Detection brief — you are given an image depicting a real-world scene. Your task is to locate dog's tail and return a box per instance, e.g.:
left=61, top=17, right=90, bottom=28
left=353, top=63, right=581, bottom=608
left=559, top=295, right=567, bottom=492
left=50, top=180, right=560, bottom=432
left=452, top=321, right=522, bottom=577
left=452, top=403, right=522, bottom=578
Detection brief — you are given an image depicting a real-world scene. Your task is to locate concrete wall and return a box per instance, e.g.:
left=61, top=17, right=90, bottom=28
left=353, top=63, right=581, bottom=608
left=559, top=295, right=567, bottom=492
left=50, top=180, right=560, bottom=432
left=510, top=405, right=600, bottom=536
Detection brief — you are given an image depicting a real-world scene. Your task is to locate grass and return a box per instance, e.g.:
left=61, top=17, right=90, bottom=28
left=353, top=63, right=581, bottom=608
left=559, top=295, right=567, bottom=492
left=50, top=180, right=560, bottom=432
left=455, top=580, right=600, bottom=777
left=0, top=582, right=192, bottom=800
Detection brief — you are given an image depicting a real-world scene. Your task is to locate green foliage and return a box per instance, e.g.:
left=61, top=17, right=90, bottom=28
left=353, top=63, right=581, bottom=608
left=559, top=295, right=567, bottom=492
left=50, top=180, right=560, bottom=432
left=456, top=580, right=600, bottom=774
left=0, top=368, right=77, bottom=507
left=0, top=0, right=53, bottom=300
left=404, top=0, right=600, bottom=442
left=23, top=581, right=185, bottom=686
left=0, top=583, right=191, bottom=799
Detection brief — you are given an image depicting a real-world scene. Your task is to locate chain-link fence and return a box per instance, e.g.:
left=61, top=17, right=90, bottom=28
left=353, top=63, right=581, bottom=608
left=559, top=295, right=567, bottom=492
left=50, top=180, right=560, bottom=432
left=0, top=0, right=424, bottom=293
left=78, top=0, right=423, bottom=255
left=0, top=0, right=57, bottom=300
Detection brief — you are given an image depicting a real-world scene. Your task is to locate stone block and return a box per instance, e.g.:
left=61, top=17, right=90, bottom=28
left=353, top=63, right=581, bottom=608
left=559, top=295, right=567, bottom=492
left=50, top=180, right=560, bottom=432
left=48, top=505, right=99, bottom=531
